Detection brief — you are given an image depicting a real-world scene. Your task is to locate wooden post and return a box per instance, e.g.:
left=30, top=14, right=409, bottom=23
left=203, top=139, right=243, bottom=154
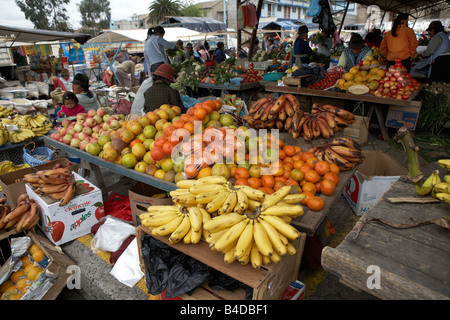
left=248, top=0, right=264, bottom=61
left=337, top=1, right=350, bottom=37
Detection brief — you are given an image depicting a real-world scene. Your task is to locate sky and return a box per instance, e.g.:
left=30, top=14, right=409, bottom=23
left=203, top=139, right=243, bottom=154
left=0, top=0, right=153, bottom=30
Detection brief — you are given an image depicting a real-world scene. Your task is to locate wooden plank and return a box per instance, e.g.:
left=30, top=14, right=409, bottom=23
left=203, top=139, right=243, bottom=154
left=321, top=176, right=450, bottom=300
left=264, top=84, right=422, bottom=107
left=197, top=82, right=261, bottom=91
left=44, top=136, right=177, bottom=192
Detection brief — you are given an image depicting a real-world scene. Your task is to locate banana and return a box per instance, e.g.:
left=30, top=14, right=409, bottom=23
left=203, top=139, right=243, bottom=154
left=193, top=176, right=228, bottom=186
left=169, top=189, right=191, bottom=198
left=195, top=189, right=226, bottom=204
left=23, top=173, right=40, bottom=184
left=213, top=219, right=248, bottom=252
left=147, top=205, right=180, bottom=212
left=173, top=192, right=197, bottom=206
left=176, top=179, right=197, bottom=189
left=183, top=228, right=192, bottom=244
left=316, top=116, right=331, bottom=139
left=203, top=213, right=246, bottom=233
left=3, top=203, right=31, bottom=222
left=261, top=185, right=291, bottom=211
left=188, top=206, right=202, bottom=234
left=247, top=199, right=262, bottom=212
left=224, top=245, right=237, bottom=264
left=330, top=137, right=361, bottom=151
left=437, top=159, right=450, bottom=171
left=39, top=183, right=69, bottom=194
left=189, top=183, right=227, bottom=195
left=259, top=218, right=287, bottom=256
left=435, top=193, right=450, bottom=203
left=415, top=170, right=439, bottom=196
left=168, top=214, right=191, bottom=244
left=444, top=175, right=450, bottom=183
left=250, top=242, right=262, bottom=269
left=234, top=185, right=265, bottom=201
left=433, top=182, right=450, bottom=194
left=234, top=190, right=249, bottom=213
left=253, top=219, right=273, bottom=257
left=282, top=194, right=306, bottom=205
left=218, top=191, right=237, bottom=215
left=234, top=219, right=254, bottom=259
left=150, top=215, right=184, bottom=237
left=325, top=148, right=355, bottom=171
left=141, top=212, right=181, bottom=228
left=330, top=145, right=362, bottom=158
left=260, top=215, right=301, bottom=241
left=206, top=191, right=230, bottom=213
left=286, top=242, right=297, bottom=255
left=39, top=174, right=70, bottom=185
left=261, top=204, right=303, bottom=217
left=59, top=183, right=75, bottom=206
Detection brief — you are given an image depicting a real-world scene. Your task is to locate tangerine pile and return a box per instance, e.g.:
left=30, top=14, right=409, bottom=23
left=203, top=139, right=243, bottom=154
left=231, top=136, right=340, bottom=212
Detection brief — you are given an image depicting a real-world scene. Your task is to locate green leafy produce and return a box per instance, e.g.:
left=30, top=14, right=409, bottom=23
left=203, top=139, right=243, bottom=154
left=417, top=82, right=450, bottom=135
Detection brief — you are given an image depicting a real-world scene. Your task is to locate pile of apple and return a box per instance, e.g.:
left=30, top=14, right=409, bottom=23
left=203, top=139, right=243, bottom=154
left=369, top=58, right=422, bottom=100
left=49, top=107, right=125, bottom=155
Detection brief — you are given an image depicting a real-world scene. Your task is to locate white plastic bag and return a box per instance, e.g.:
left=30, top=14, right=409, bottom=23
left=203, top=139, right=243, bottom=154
left=110, top=238, right=144, bottom=288
left=90, top=216, right=136, bottom=253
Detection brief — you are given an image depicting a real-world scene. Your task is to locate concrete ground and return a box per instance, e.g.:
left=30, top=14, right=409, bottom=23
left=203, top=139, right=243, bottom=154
left=52, top=126, right=433, bottom=301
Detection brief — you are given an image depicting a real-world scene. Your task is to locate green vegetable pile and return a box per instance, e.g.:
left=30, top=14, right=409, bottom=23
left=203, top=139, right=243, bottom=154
left=417, top=82, right=450, bottom=135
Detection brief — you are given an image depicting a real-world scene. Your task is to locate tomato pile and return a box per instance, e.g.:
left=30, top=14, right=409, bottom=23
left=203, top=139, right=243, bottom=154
left=242, top=63, right=263, bottom=83
left=307, top=67, right=345, bottom=90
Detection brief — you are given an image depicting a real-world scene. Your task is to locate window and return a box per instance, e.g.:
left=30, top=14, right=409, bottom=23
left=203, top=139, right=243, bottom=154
left=277, top=5, right=282, bottom=12
left=268, top=4, right=272, bottom=16
left=292, top=7, right=296, bottom=13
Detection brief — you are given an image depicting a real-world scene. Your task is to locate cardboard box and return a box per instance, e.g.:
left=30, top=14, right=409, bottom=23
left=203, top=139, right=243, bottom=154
left=343, top=151, right=407, bottom=216
left=0, top=231, right=75, bottom=300
left=25, top=172, right=103, bottom=245
left=341, top=115, right=370, bottom=146
left=385, top=104, right=421, bottom=130
left=0, top=159, right=78, bottom=207
left=128, top=182, right=172, bottom=226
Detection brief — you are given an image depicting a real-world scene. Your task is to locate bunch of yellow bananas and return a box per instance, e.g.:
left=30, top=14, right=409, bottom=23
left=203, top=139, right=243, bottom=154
left=139, top=204, right=209, bottom=245
left=15, top=114, right=53, bottom=137
left=0, top=105, right=13, bottom=118
left=0, top=124, right=9, bottom=146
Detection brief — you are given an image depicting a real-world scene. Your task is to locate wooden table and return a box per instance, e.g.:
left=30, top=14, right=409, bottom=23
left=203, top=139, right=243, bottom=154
left=43, top=136, right=177, bottom=195
left=264, top=84, right=422, bottom=142
left=321, top=173, right=450, bottom=300
left=196, top=82, right=262, bottom=108
left=277, top=132, right=357, bottom=238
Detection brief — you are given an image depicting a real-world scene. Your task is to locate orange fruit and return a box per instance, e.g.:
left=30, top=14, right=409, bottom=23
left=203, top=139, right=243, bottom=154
left=278, top=149, right=286, bottom=160
left=0, top=280, right=13, bottom=294
left=285, top=178, right=299, bottom=186
left=29, top=244, right=40, bottom=255
left=302, top=182, right=317, bottom=195
left=321, top=179, right=336, bottom=196
left=299, top=164, right=311, bottom=175
left=323, top=172, right=339, bottom=186
left=293, top=160, right=305, bottom=169
left=329, top=163, right=340, bottom=175
left=27, top=266, right=43, bottom=282
left=32, top=249, right=45, bottom=263
left=301, top=191, right=315, bottom=205
left=305, top=156, right=318, bottom=169
left=235, top=178, right=250, bottom=186
left=11, top=270, right=25, bottom=284
left=307, top=196, right=325, bottom=211
left=184, top=164, right=199, bottom=178
left=129, top=139, right=142, bottom=148
left=258, top=187, right=271, bottom=194
left=284, top=145, right=296, bottom=157
left=183, top=122, right=195, bottom=135
left=16, top=278, right=28, bottom=292
left=261, top=175, right=275, bottom=188
left=301, top=152, right=316, bottom=162
left=197, top=167, right=212, bottom=179
left=24, top=263, right=35, bottom=275
left=290, top=168, right=304, bottom=182
left=294, top=146, right=302, bottom=154
left=21, top=256, right=32, bottom=268
left=304, top=170, right=320, bottom=183
left=315, top=161, right=330, bottom=175
left=273, top=180, right=286, bottom=191
left=235, top=167, right=250, bottom=180
left=248, top=177, right=262, bottom=189
left=194, top=107, right=207, bottom=120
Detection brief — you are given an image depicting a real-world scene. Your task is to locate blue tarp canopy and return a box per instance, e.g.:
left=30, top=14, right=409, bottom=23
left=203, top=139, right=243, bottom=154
left=259, top=19, right=319, bottom=31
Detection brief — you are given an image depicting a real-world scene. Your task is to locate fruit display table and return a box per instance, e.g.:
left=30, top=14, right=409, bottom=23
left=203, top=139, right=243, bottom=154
left=43, top=136, right=177, bottom=194
left=197, top=82, right=263, bottom=107
left=264, top=83, right=422, bottom=142
left=321, top=171, right=450, bottom=299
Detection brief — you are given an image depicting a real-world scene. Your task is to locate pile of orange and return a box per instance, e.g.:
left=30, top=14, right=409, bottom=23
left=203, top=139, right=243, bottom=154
left=231, top=138, right=340, bottom=212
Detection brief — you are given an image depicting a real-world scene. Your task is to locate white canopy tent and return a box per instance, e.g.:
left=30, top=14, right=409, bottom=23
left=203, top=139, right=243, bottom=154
left=86, top=27, right=207, bottom=44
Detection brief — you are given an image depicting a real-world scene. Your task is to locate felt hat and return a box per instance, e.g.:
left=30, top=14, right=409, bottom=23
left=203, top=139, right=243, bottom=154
left=348, top=33, right=365, bottom=49
left=297, top=25, right=309, bottom=34
left=151, top=64, right=175, bottom=83
left=426, top=20, right=443, bottom=31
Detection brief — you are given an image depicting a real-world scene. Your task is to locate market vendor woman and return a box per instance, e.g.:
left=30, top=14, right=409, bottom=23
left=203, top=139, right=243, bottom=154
left=71, top=73, right=101, bottom=111
left=142, top=64, right=185, bottom=113
left=337, top=33, right=372, bottom=71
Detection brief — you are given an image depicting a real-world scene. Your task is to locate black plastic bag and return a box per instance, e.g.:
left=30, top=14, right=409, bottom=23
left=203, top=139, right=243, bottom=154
left=313, top=0, right=336, bottom=35
left=141, top=235, right=211, bottom=298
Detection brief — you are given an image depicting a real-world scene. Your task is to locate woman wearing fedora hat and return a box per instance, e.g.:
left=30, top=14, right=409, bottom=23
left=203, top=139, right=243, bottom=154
left=380, top=13, right=417, bottom=73
left=142, top=64, right=185, bottom=114
left=337, top=33, right=372, bottom=71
